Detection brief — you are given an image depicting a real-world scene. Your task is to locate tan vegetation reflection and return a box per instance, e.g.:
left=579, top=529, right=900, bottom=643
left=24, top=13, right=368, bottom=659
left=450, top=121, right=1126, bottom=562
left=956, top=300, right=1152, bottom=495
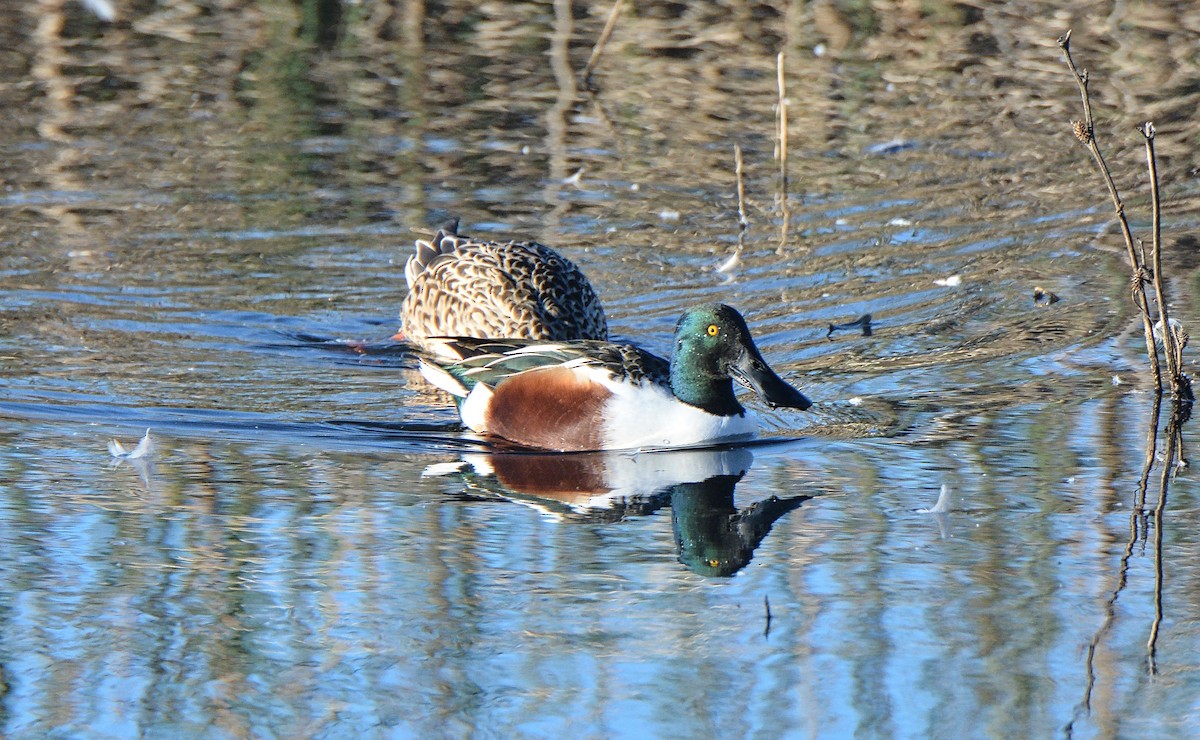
left=28, top=0, right=88, bottom=246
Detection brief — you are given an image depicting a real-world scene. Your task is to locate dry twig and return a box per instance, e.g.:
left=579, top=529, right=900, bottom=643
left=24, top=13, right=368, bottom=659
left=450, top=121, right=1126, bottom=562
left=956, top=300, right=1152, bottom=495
left=1141, top=124, right=1190, bottom=398
left=1057, top=30, right=1178, bottom=395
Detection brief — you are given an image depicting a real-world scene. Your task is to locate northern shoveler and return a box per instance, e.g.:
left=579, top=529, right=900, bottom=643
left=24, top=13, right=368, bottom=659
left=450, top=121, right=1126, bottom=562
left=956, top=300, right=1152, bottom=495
left=418, top=303, right=812, bottom=451
left=399, top=221, right=608, bottom=350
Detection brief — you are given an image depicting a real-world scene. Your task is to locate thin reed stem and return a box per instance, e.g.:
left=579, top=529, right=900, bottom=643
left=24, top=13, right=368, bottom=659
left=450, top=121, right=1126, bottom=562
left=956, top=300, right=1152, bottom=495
left=1141, top=124, right=1191, bottom=400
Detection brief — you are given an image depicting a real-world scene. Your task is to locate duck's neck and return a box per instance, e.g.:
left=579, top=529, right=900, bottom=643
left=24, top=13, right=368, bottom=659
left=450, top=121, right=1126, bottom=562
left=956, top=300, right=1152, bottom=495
left=669, top=356, right=745, bottom=417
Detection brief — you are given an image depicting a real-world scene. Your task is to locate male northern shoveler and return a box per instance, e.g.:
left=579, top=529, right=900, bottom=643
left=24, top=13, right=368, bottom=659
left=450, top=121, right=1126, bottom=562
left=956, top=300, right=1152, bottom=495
left=399, top=221, right=607, bottom=350
left=418, top=303, right=812, bottom=451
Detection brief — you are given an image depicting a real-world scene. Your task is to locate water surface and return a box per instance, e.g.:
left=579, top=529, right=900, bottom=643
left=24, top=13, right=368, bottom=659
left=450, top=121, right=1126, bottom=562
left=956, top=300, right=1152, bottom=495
left=3, top=1, right=1200, bottom=736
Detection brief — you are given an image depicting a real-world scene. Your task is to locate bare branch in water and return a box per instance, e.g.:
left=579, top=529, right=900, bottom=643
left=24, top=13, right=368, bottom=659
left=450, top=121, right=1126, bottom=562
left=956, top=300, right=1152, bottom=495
left=1141, top=123, right=1192, bottom=400
left=1057, top=30, right=1163, bottom=392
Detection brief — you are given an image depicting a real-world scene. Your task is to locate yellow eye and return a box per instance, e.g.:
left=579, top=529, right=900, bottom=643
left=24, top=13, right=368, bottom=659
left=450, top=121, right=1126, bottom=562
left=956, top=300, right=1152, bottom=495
left=707, top=324, right=719, bottom=336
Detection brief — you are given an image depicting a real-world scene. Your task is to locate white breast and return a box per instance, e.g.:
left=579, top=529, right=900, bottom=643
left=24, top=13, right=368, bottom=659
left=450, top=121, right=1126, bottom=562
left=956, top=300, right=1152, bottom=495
left=596, top=374, right=758, bottom=450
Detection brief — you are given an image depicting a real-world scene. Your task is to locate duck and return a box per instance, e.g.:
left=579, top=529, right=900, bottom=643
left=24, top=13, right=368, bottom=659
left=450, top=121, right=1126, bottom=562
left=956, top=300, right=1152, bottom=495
left=398, top=220, right=608, bottom=350
left=418, top=303, right=812, bottom=452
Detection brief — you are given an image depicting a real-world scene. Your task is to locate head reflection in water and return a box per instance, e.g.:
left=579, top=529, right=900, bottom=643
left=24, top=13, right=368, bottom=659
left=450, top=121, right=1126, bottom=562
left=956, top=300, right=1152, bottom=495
left=670, top=474, right=811, bottom=577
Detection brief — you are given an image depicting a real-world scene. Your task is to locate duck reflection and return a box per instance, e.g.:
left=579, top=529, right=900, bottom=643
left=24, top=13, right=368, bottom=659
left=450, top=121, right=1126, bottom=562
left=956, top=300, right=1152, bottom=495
left=425, top=447, right=811, bottom=577
left=671, top=475, right=811, bottom=577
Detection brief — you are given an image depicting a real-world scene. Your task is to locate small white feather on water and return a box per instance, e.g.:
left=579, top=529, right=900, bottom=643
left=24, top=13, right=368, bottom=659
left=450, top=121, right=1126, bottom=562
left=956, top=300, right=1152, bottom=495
left=917, top=484, right=953, bottom=514
left=1153, top=317, right=1183, bottom=346
left=716, top=251, right=741, bottom=274
left=108, top=429, right=154, bottom=460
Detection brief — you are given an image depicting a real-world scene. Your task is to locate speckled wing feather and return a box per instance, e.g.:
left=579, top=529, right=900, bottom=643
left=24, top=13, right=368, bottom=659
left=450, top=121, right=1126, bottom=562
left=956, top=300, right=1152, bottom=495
left=401, top=228, right=607, bottom=348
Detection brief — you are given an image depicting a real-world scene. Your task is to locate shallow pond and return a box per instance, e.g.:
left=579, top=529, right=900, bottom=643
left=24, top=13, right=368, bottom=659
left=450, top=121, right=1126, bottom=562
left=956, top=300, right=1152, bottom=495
left=3, top=1, right=1200, bottom=736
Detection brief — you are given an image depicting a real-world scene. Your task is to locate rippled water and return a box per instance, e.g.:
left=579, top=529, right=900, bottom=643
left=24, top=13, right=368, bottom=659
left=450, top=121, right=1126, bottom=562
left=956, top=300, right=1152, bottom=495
left=4, top=1, right=1200, bottom=736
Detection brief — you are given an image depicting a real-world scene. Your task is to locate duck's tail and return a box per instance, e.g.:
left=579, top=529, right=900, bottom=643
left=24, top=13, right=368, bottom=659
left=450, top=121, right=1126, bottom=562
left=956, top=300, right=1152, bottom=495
left=405, top=217, right=461, bottom=289
left=418, top=359, right=470, bottom=398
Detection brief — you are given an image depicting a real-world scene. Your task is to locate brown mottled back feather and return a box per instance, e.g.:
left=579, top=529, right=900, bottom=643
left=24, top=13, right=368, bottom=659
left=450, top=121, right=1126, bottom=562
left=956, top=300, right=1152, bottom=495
left=401, top=229, right=607, bottom=349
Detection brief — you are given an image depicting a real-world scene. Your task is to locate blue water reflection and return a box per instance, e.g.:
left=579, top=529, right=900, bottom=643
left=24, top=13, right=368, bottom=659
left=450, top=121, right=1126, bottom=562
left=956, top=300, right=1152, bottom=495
left=0, top=400, right=1198, bottom=736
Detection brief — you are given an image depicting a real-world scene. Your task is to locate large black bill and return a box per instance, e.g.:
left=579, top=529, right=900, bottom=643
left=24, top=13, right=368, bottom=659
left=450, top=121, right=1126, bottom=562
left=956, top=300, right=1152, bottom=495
left=731, top=348, right=812, bottom=411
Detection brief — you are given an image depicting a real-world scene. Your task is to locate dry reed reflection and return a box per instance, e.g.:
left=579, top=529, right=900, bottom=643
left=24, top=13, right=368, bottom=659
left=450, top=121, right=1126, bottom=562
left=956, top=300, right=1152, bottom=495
left=580, top=0, right=622, bottom=91
left=1073, top=394, right=1188, bottom=733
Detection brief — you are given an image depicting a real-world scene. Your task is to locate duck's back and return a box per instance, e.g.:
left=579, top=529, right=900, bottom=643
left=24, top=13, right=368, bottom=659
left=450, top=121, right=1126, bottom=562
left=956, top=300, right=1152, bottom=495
left=401, top=229, right=607, bottom=348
